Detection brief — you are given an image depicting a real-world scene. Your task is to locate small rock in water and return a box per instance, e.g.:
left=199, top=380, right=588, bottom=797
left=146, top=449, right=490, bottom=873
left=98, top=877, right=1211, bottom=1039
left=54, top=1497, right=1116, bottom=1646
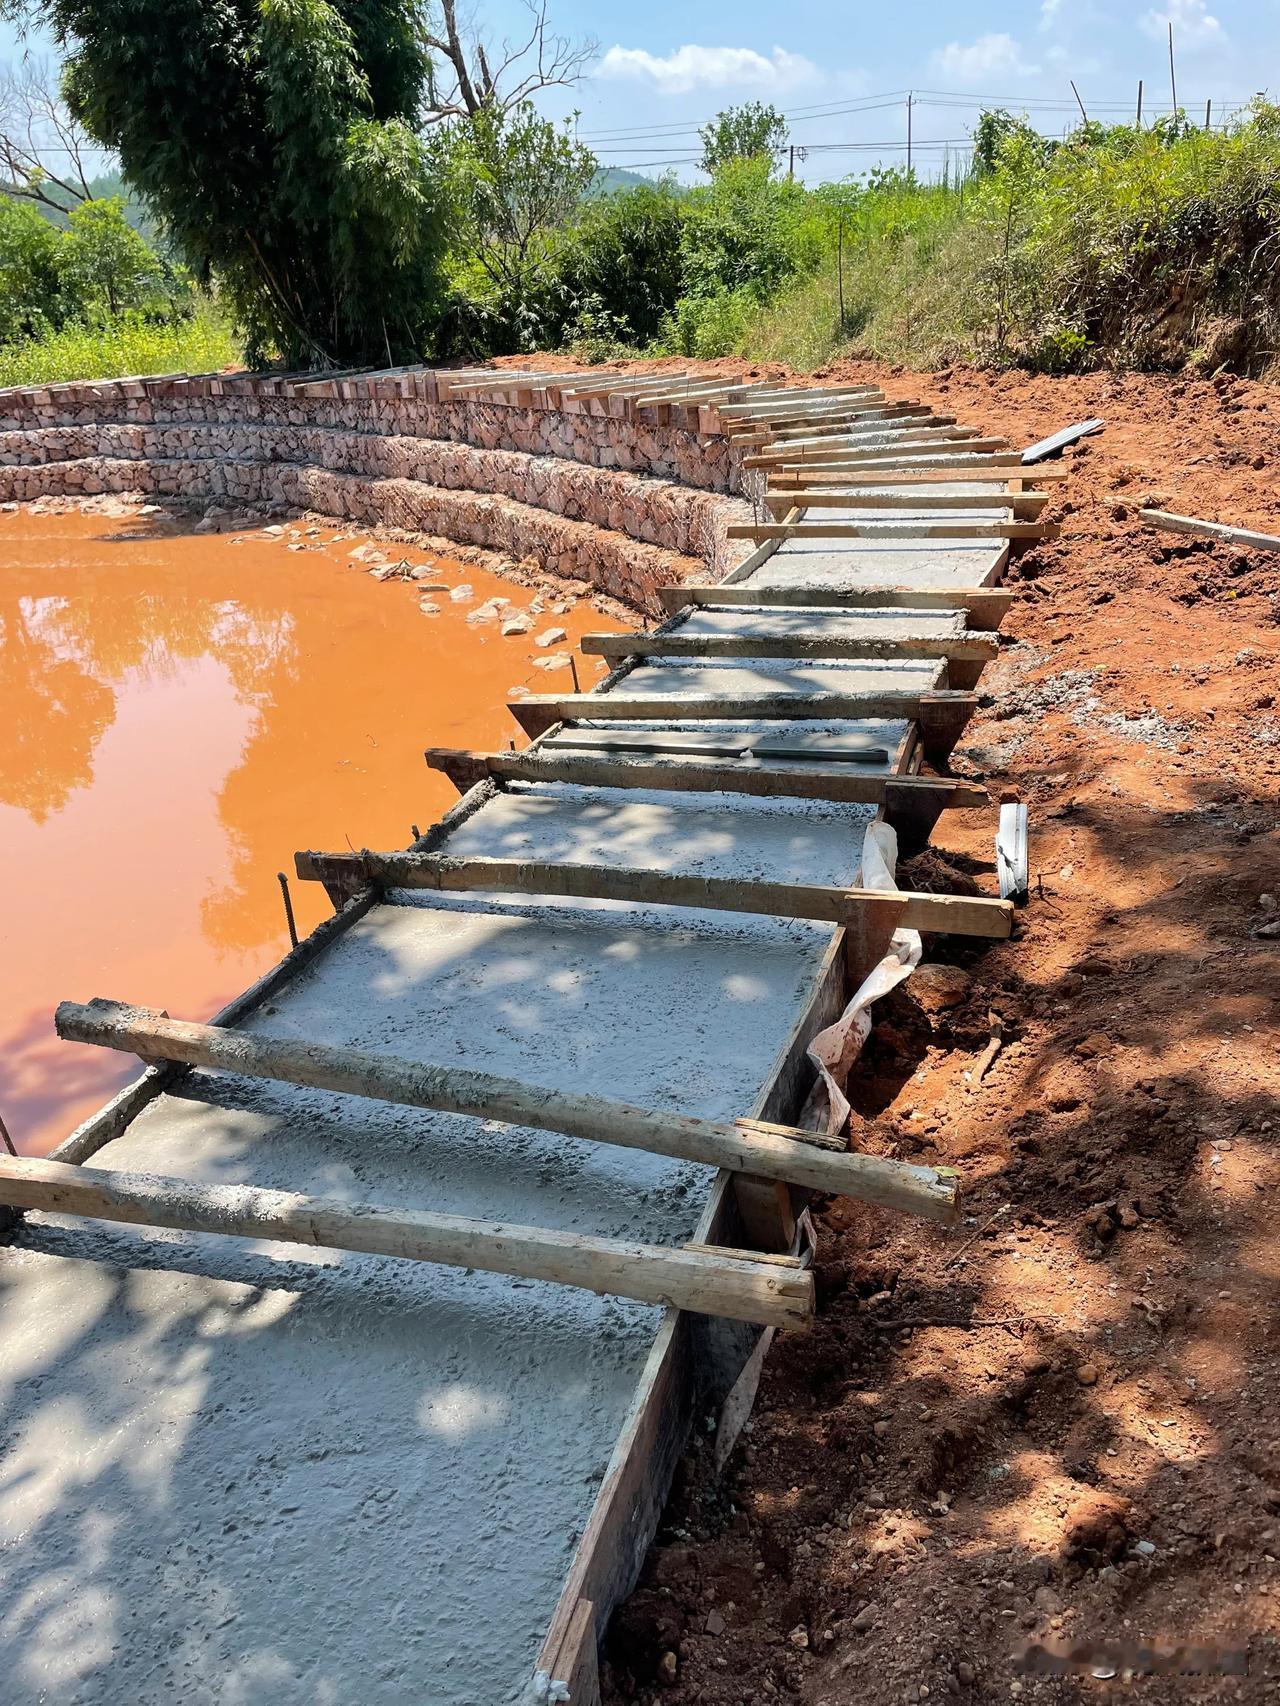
left=533, top=653, right=572, bottom=671
left=535, top=626, right=569, bottom=648
left=502, top=614, right=533, bottom=637
left=449, top=583, right=474, bottom=603
left=418, top=600, right=441, bottom=615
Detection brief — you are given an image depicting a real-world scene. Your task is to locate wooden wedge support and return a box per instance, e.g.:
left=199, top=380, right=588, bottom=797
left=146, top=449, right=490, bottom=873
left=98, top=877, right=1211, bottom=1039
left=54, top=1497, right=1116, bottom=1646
left=727, top=520, right=1057, bottom=542
left=0, top=1155, right=814, bottom=1329
left=506, top=689, right=977, bottom=752
left=292, top=851, right=1013, bottom=940
left=578, top=631, right=999, bottom=664
left=656, top=585, right=1015, bottom=628
left=424, top=744, right=990, bottom=812
left=53, top=1002, right=962, bottom=1221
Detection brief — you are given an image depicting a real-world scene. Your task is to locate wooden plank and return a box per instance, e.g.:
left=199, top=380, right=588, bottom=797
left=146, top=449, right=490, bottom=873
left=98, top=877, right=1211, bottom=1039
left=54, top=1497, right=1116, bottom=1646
left=54, top=1002, right=962, bottom=1218
left=728, top=519, right=1056, bottom=542
left=743, top=441, right=1013, bottom=470
left=762, top=490, right=1048, bottom=515
left=656, top=585, right=1014, bottom=625
left=762, top=416, right=967, bottom=444
left=767, top=466, right=1068, bottom=487
left=292, top=851, right=1013, bottom=941
left=505, top=688, right=977, bottom=741
left=724, top=404, right=935, bottom=434
left=1140, top=509, right=1280, bottom=553
left=1021, top=418, right=1103, bottom=462
left=0, top=1155, right=815, bottom=1330
left=720, top=397, right=927, bottom=421
left=423, top=745, right=990, bottom=808
left=579, top=631, right=999, bottom=663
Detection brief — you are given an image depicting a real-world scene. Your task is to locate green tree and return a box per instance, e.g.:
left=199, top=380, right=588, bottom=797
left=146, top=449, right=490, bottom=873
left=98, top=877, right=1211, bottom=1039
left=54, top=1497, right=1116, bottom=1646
left=698, top=102, right=788, bottom=177
left=0, top=196, right=64, bottom=339
left=3, top=0, right=444, bottom=365
left=554, top=182, right=685, bottom=345
left=58, top=197, right=168, bottom=317
left=972, top=109, right=1053, bottom=177
left=435, top=100, right=595, bottom=350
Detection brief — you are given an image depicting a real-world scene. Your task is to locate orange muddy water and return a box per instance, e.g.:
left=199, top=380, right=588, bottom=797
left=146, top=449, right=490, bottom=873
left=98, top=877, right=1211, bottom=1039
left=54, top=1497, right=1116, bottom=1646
left=1, top=507, right=627, bottom=1155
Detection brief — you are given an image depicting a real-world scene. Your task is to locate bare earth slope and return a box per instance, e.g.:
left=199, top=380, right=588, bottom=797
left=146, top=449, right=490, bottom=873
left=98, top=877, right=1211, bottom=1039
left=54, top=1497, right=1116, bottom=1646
left=598, top=361, right=1280, bottom=1704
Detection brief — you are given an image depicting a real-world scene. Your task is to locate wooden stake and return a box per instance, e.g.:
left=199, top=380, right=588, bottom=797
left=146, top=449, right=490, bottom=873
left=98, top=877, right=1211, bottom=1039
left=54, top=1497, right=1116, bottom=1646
left=54, top=1001, right=964, bottom=1220
left=727, top=520, right=1056, bottom=542
left=0, top=1154, right=816, bottom=1329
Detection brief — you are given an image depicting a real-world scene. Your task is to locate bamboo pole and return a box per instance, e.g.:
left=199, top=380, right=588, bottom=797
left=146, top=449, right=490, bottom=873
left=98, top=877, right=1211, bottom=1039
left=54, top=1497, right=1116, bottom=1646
left=0, top=1155, right=815, bottom=1328
left=54, top=1001, right=963, bottom=1220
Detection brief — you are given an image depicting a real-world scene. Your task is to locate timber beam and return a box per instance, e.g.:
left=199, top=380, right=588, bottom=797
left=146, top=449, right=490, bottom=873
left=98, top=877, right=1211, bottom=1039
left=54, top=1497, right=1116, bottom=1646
left=292, top=851, right=1013, bottom=940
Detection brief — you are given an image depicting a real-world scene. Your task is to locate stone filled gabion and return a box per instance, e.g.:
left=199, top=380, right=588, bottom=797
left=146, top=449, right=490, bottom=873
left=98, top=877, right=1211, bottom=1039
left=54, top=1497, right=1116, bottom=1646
left=0, top=376, right=758, bottom=615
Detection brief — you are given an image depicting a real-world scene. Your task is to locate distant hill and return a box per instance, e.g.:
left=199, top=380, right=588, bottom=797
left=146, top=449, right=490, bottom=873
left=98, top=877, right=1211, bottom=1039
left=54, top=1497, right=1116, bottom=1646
left=12, top=167, right=159, bottom=241
left=588, top=166, right=660, bottom=197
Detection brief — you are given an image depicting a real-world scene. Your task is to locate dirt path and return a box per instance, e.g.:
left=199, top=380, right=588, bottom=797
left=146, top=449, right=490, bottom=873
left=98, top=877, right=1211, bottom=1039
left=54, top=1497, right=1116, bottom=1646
left=598, top=362, right=1280, bottom=1703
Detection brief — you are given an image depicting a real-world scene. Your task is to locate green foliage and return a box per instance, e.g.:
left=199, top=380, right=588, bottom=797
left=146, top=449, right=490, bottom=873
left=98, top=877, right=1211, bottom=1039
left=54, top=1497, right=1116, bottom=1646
left=698, top=102, right=788, bottom=177
left=0, top=197, right=64, bottom=341
left=0, top=302, right=238, bottom=387
left=0, top=192, right=182, bottom=343
left=10, top=0, right=444, bottom=365
left=679, top=156, right=823, bottom=301
left=434, top=101, right=596, bottom=353
left=58, top=198, right=171, bottom=317
left=735, top=101, right=1280, bottom=376
left=554, top=183, right=685, bottom=346
left=972, top=109, right=1053, bottom=177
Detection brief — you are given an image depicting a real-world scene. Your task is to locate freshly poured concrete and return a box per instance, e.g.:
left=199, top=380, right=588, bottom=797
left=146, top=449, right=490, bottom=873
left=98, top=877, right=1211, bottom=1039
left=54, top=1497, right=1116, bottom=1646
left=675, top=606, right=966, bottom=641
left=740, top=537, right=1008, bottom=592
left=611, top=657, right=947, bottom=697
left=0, top=776, right=873, bottom=1706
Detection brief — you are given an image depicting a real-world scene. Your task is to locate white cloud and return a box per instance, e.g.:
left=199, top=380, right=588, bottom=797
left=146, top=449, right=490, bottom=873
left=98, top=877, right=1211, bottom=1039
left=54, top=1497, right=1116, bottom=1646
left=1140, top=0, right=1226, bottom=50
left=600, top=43, right=819, bottom=96
left=931, top=33, right=1039, bottom=85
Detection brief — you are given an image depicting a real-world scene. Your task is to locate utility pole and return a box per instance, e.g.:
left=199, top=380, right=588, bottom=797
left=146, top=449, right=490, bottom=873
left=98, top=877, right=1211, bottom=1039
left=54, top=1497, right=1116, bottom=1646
left=788, top=143, right=795, bottom=182
left=1070, top=80, right=1088, bottom=125
left=906, top=91, right=913, bottom=176
left=1205, top=98, right=1212, bottom=129
left=1136, top=79, right=1143, bottom=126
left=1168, top=21, right=1178, bottom=114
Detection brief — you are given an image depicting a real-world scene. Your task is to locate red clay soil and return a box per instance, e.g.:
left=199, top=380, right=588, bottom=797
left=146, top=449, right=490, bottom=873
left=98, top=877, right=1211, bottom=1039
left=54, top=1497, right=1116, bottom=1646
left=592, top=362, right=1280, bottom=1704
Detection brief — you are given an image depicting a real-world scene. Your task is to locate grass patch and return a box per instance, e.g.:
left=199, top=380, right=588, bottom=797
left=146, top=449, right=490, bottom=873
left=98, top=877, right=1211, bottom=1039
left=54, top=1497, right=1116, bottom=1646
left=0, top=306, right=241, bottom=388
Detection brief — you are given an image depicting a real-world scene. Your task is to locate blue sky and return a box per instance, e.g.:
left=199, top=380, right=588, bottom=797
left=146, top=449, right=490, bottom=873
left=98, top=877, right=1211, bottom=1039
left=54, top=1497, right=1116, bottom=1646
left=2, top=0, right=1274, bottom=182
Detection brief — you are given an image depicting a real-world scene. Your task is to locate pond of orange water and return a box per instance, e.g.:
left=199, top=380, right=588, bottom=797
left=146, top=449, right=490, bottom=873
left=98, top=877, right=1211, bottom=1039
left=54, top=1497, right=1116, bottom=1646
left=0, top=507, right=626, bottom=1154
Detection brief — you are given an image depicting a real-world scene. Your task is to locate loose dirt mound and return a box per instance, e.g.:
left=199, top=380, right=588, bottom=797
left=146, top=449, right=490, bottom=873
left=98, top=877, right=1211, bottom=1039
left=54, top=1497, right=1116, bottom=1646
left=598, top=362, right=1280, bottom=1704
